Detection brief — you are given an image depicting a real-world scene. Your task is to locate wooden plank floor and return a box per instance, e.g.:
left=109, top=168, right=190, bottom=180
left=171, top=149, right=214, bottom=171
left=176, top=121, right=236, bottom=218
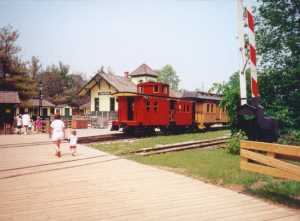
left=0, top=134, right=299, bottom=220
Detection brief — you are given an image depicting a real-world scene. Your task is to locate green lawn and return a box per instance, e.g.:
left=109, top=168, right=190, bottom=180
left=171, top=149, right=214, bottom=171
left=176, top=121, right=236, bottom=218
left=90, top=130, right=300, bottom=208
left=91, top=129, right=230, bottom=155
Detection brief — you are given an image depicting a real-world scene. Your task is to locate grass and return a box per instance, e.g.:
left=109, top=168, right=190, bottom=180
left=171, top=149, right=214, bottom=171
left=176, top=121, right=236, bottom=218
left=90, top=129, right=230, bottom=155
left=90, top=129, right=300, bottom=208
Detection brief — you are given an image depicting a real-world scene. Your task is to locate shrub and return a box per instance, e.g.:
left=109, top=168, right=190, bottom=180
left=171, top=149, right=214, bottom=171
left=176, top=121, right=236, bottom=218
left=278, top=130, right=300, bottom=146
left=227, top=131, right=247, bottom=155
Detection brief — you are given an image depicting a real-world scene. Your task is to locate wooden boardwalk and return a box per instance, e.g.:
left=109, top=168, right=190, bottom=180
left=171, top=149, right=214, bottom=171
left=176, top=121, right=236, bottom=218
left=0, top=134, right=299, bottom=220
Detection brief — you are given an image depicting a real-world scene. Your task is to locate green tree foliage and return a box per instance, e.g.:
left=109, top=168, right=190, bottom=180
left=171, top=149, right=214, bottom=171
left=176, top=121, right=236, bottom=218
left=157, top=65, right=180, bottom=90
left=256, top=0, right=300, bottom=129
left=210, top=71, right=251, bottom=133
left=39, top=63, right=86, bottom=106
left=0, top=25, right=37, bottom=99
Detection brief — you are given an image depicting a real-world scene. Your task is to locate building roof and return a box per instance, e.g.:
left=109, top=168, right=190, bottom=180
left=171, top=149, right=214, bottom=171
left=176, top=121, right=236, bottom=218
left=182, top=90, right=223, bottom=101
left=79, top=71, right=137, bottom=96
left=0, top=91, right=20, bottom=104
left=21, top=99, right=55, bottom=107
left=79, top=101, right=90, bottom=109
left=129, top=64, right=158, bottom=77
left=55, top=104, right=72, bottom=108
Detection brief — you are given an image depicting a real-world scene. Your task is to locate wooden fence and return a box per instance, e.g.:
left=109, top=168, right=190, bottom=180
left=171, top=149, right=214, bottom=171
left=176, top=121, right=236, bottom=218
left=240, top=140, right=300, bottom=182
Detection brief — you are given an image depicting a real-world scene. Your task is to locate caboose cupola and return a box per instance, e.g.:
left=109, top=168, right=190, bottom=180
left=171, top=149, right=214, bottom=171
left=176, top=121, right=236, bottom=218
left=137, top=82, right=169, bottom=97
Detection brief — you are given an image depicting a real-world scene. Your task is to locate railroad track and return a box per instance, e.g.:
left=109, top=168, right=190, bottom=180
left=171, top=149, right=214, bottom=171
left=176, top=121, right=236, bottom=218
left=0, top=133, right=127, bottom=149
left=132, top=136, right=230, bottom=156
left=77, top=133, right=128, bottom=144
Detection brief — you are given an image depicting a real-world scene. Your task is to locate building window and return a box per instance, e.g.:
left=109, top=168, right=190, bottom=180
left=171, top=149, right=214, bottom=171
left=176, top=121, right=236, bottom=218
left=110, top=97, right=115, bottom=111
left=211, top=104, right=214, bottom=113
left=207, top=103, right=210, bottom=113
left=153, top=85, right=159, bottom=93
left=94, top=98, right=99, bottom=112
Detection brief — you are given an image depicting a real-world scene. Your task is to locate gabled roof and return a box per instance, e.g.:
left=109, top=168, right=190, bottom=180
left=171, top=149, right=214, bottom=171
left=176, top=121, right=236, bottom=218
left=182, top=90, right=223, bottom=101
left=55, top=104, right=72, bottom=108
left=129, top=64, right=158, bottom=77
left=79, top=101, right=90, bottom=109
left=0, top=91, right=20, bottom=104
left=21, top=99, right=55, bottom=107
left=78, top=71, right=137, bottom=96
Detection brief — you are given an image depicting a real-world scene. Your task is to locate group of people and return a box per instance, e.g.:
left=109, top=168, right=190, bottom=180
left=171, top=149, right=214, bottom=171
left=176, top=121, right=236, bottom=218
left=16, top=112, right=42, bottom=135
left=49, top=114, right=78, bottom=157
left=16, top=113, right=78, bottom=157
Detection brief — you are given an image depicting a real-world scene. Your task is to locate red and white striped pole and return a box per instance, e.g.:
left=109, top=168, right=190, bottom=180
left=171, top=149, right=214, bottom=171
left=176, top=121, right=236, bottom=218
left=246, top=7, right=259, bottom=98
left=237, top=0, right=247, bottom=105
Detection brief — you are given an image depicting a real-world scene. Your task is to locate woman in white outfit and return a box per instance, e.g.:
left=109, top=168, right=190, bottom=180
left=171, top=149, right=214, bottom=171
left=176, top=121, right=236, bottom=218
left=50, top=114, right=65, bottom=157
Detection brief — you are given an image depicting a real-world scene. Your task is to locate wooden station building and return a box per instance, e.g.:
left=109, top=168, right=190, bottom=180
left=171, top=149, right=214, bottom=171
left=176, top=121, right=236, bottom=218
left=78, top=64, right=159, bottom=115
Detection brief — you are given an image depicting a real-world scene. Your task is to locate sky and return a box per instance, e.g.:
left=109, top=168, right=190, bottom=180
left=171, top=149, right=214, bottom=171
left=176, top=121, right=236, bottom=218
left=0, top=0, right=255, bottom=91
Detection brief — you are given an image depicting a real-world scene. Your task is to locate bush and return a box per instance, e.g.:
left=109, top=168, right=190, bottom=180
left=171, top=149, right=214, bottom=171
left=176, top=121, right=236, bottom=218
left=278, top=130, right=300, bottom=146
left=227, top=131, right=247, bottom=155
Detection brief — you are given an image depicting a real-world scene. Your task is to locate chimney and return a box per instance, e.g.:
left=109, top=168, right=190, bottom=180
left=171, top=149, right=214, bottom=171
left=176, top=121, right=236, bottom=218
left=124, top=71, right=129, bottom=79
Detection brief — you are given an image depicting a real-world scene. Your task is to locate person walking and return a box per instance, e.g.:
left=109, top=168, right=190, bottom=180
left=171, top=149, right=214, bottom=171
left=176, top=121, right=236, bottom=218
left=22, top=112, right=30, bottom=135
left=16, top=114, right=22, bottom=134
left=49, top=114, right=65, bottom=157
left=68, top=130, right=78, bottom=156
left=35, top=116, right=42, bottom=133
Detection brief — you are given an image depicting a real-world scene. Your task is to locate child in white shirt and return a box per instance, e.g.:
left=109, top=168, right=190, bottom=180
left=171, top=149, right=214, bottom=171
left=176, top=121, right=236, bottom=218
left=69, top=130, right=78, bottom=156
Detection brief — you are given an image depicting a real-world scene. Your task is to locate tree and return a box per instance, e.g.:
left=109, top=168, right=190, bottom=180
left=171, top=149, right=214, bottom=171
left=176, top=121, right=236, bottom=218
left=210, top=70, right=251, bottom=133
left=255, top=0, right=300, bottom=129
left=0, top=25, right=37, bottom=99
left=0, top=25, right=20, bottom=76
left=39, top=62, right=86, bottom=105
left=157, top=65, right=180, bottom=90
left=30, top=56, right=41, bottom=79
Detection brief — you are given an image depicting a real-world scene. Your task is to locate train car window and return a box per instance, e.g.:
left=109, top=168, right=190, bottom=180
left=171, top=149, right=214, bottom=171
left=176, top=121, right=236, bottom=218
left=187, top=105, right=190, bottom=112
left=207, top=103, right=210, bottom=113
left=138, top=86, right=143, bottom=93
left=146, top=100, right=150, bottom=112
left=178, top=104, right=182, bottom=112
left=153, top=85, right=159, bottom=93
left=154, top=101, right=158, bottom=112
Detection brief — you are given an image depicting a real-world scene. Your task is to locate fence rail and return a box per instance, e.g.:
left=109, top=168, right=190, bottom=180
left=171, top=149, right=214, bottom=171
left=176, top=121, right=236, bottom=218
left=240, top=140, right=300, bottom=182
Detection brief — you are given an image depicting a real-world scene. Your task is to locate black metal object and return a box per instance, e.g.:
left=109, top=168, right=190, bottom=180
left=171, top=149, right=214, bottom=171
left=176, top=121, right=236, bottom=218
left=39, top=81, right=43, bottom=118
left=237, top=97, right=279, bottom=142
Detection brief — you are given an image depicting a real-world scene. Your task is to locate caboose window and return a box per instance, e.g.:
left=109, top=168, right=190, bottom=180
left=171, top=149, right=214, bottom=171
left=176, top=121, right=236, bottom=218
left=187, top=105, right=190, bottom=112
left=146, top=100, right=150, bottom=112
left=154, top=101, right=158, bottom=112
left=153, top=85, right=159, bottom=93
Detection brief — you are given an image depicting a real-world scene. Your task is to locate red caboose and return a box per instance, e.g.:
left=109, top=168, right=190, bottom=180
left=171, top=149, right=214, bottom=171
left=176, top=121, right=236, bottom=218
left=112, top=82, right=193, bottom=134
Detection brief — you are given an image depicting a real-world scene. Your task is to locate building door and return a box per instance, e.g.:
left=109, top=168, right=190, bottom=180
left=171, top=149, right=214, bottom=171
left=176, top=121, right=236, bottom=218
left=42, top=108, right=48, bottom=118
left=110, top=97, right=115, bottom=111
left=127, top=97, right=134, bottom=120
left=94, top=98, right=99, bottom=112
left=65, top=108, right=70, bottom=118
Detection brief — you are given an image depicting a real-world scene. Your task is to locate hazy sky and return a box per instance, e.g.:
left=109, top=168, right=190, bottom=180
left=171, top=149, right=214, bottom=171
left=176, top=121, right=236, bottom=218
left=0, top=0, right=255, bottom=91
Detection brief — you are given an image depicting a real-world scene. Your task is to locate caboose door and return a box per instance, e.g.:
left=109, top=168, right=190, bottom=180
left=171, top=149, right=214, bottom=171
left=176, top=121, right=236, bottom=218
left=127, top=97, right=134, bottom=120
left=169, top=100, right=176, bottom=121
